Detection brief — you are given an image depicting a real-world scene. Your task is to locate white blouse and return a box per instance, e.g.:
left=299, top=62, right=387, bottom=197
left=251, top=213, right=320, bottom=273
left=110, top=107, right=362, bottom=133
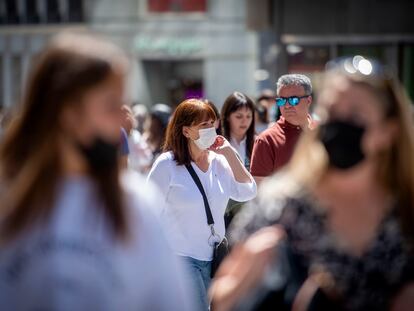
left=147, top=151, right=257, bottom=261
left=230, top=137, right=247, bottom=166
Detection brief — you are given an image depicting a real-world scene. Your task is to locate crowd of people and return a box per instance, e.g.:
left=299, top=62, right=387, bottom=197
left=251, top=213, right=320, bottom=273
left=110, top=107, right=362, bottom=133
left=0, top=31, right=413, bottom=311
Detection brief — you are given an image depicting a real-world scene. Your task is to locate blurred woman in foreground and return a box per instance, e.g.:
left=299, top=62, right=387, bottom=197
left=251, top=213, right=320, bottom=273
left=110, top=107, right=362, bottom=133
left=210, top=57, right=414, bottom=311
left=0, top=32, right=192, bottom=310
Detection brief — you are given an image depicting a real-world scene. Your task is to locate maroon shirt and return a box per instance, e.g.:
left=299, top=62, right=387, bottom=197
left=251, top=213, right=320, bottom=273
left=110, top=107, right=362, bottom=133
left=250, top=117, right=303, bottom=177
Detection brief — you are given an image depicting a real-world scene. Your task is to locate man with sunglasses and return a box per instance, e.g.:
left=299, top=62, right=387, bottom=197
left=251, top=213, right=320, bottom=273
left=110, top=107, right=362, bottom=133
left=250, top=74, right=314, bottom=184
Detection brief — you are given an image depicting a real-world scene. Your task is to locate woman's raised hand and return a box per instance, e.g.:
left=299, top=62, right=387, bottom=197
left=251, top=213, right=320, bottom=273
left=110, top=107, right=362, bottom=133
left=208, top=136, right=232, bottom=155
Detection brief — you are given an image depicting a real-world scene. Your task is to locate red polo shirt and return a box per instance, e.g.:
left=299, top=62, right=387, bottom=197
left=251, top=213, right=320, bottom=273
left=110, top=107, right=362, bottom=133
left=250, top=117, right=304, bottom=177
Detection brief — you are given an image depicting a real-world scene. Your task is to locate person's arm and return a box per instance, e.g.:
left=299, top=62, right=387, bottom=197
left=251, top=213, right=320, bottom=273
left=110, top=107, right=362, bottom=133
left=250, top=137, right=275, bottom=185
left=146, top=154, right=171, bottom=214
left=210, top=136, right=252, bottom=184
left=209, top=226, right=285, bottom=311
left=254, top=176, right=265, bottom=185
left=119, top=127, right=130, bottom=169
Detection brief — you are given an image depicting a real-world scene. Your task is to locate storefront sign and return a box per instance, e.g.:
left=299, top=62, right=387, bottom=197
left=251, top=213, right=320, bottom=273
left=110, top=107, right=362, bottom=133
left=134, top=36, right=203, bottom=56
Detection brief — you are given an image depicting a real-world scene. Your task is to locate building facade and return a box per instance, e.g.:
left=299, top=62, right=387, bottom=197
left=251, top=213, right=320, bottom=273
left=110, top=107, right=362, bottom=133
left=250, top=0, right=414, bottom=100
left=2, top=0, right=413, bottom=111
left=0, top=0, right=259, bottom=109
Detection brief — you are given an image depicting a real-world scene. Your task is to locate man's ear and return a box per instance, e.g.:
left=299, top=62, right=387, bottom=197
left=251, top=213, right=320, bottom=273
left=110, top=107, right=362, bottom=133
left=307, top=95, right=313, bottom=107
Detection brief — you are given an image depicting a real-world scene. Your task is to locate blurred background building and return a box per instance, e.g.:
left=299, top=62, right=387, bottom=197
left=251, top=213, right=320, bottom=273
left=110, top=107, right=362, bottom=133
left=0, top=0, right=258, bottom=109
left=249, top=0, right=414, bottom=100
left=0, top=0, right=413, bottom=110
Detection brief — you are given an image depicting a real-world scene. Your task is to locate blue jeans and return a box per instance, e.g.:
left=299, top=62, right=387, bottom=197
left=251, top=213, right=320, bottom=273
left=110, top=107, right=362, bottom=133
left=179, top=256, right=212, bottom=311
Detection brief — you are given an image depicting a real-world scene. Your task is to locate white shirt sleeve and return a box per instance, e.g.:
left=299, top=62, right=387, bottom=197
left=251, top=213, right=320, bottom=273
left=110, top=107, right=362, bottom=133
left=146, top=152, right=172, bottom=199
left=217, top=154, right=257, bottom=202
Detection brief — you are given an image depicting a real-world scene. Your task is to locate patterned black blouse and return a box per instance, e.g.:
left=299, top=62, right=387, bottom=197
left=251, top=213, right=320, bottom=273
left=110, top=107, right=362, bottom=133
left=230, top=188, right=414, bottom=311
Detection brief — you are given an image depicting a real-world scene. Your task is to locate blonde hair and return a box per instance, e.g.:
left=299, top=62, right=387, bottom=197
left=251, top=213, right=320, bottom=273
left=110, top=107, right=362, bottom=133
left=287, top=69, right=414, bottom=240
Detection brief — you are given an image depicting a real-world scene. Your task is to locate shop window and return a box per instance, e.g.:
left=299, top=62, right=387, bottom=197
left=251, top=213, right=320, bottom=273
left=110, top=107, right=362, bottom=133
left=287, top=45, right=330, bottom=73
left=68, top=0, right=83, bottom=22
left=338, top=45, right=385, bottom=62
left=25, top=0, right=40, bottom=24
left=402, top=44, right=414, bottom=102
left=0, top=57, right=3, bottom=108
left=46, top=0, right=61, bottom=23
left=143, top=60, right=203, bottom=107
left=5, top=0, right=19, bottom=24
left=148, top=0, right=207, bottom=13
left=12, top=55, right=22, bottom=106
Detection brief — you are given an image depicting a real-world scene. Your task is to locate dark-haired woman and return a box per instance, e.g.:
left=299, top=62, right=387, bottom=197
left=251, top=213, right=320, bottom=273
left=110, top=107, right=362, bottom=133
left=147, top=98, right=256, bottom=311
left=204, top=99, right=222, bottom=135
left=0, top=33, right=192, bottom=310
left=221, top=92, right=256, bottom=227
left=221, top=92, right=255, bottom=170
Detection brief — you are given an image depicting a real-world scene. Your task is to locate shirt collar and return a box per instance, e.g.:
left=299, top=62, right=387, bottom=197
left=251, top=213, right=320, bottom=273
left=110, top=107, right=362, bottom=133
left=277, top=116, right=314, bottom=130
left=230, top=136, right=247, bottom=146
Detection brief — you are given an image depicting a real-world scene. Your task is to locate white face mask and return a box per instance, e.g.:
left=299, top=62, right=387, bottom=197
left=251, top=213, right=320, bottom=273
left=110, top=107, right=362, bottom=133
left=193, top=127, right=217, bottom=150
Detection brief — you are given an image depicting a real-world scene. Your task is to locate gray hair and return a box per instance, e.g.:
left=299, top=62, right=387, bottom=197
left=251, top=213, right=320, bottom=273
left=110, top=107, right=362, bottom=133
left=276, top=74, right=312, bottom=96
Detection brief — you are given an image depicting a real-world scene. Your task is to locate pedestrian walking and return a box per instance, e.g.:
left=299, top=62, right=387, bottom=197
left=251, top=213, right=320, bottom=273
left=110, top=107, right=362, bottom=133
left=147, top=98, right=257, bottom=311
left=0, top=32, right=193, bottom=311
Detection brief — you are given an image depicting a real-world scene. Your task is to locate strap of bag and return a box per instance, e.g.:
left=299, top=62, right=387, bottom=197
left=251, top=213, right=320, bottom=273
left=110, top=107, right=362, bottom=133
left=185, top=164, right=214, bottom=226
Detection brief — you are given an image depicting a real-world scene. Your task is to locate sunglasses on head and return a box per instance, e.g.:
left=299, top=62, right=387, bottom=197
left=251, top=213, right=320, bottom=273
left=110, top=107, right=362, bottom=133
left=276, top=95, right=310, bottom=107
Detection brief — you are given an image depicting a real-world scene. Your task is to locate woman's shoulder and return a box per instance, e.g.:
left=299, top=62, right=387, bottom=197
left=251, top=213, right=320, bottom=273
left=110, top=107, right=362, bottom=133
left=150, top=151, right=176, bottom=170
left=154, top=151, right=174, bottom=162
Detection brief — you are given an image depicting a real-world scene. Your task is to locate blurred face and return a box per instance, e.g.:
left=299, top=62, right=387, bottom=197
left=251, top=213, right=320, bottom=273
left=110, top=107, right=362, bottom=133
left=278, top=85, right=311, bottom=126
left=121, top=105, right=137, bottom=134
left=318, top=75, right=396, bottom=160
left=228, top=107, right=253, bottom=139
left=62, top=73, right=125, bottom=147
left=260, top=97, right=275, bottom=110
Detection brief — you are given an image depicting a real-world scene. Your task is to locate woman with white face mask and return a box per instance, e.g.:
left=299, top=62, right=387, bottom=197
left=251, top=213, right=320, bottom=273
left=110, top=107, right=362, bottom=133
left=0, top=33, right=193, bottom=310
left=147, top=99, right=257, bottom=311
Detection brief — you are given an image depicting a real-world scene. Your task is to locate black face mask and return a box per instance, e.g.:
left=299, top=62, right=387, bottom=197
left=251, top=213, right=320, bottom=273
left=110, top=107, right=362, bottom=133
left=78, top=137, right=119, bottom=172
left=319, top=120, right=366, bottom=170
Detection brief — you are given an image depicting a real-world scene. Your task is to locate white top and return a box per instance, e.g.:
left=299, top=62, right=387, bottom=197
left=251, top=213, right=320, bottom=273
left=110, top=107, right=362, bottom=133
left=127, top=129, right=153, bottom=173
left=147, top=151, right=257, bottom=261
left=0, top=172, right=194, bottom=311
left=230, top=136, right=247, bottom=166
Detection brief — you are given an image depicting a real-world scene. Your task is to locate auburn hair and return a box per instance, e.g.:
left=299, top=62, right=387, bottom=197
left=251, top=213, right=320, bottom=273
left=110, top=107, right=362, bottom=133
left=163, top=99, right=216, bottom=166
